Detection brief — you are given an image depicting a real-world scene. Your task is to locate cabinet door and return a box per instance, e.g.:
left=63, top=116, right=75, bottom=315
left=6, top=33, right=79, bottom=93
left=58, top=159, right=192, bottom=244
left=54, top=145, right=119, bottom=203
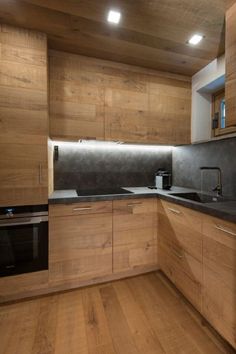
left=148, top=81, right=191, bottom=145
left=49, top=202, right=113, bottom=286
left=225, top=2, right=236, bottom=127
left=202, top=216, right=236, bottom=349
left=0, top=24, right=48, bottom=206
left=158, top=200, right=203, bottom=310
left=113, top=198, right=158, bottom=273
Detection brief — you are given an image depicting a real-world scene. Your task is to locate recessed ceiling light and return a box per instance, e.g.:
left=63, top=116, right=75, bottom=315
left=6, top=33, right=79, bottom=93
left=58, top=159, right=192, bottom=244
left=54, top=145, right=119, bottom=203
left=188, top=34, right=203, bottom=45
left=107, top=10, right=121, bottom=24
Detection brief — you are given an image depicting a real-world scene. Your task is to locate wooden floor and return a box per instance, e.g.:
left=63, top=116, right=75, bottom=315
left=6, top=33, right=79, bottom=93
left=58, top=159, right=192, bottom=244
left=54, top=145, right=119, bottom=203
left=0, top=272, right=234, bottom=354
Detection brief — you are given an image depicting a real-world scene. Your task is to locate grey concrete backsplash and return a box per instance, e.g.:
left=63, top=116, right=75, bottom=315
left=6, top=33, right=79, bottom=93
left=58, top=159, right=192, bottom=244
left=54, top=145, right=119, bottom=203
left=54, top=143, right=172, bottom=190
left=173, top=137, right=236, bottom=198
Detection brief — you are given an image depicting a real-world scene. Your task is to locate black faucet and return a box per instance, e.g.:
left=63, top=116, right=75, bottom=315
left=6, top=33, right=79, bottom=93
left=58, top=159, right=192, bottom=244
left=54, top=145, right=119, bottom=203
left=200, top=167, right=223, bottom=196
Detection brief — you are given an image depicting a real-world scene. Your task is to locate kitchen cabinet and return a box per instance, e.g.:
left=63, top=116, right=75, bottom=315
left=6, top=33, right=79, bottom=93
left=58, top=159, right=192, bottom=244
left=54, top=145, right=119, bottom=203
left=225, top=2, right=236, bottom=128
left=113, top=198, right=158, bottom=273
left=0, top=24, right=48, bottom=206
left=158, top=200, right=203, bottom=311
left=49, top=201, right=113, bottom=286
left=202, top=215, right=236, bottom=349
left=49, top=50, right=191, bottom=145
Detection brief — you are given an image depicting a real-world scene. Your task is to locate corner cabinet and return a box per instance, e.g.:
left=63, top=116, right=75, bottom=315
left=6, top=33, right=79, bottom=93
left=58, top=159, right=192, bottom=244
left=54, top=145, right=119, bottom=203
left=158, top=200, right=203, bottom=311
left=158, top=199, right=236, bottom=350
left=225, top=2, right=236, bottom=128
left=0, top=24, right=48, bottom=206
left=202, top=215, right=236, bottom=349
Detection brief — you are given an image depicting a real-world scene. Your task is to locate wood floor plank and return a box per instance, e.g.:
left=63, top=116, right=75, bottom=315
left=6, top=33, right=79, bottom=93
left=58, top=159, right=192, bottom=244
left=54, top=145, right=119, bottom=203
left=113, top=280, right=165, bottom=354
left=82, top=286, right=116, bottom=354
left=127, top=275, right=205, bottom=354
left=0, top=272, right=232, bottom=354
left=54, top=290, right=88, bottom=354
left=99, top=284, right=139, bottom=354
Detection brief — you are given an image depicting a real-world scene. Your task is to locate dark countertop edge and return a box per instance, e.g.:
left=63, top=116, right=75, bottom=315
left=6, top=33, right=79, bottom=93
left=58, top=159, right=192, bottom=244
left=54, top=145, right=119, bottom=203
left=49, top=190, right=236, bottom=224
left=157, top=193, right=236, bottom=223
left=48, top=192, right=157, bottom=204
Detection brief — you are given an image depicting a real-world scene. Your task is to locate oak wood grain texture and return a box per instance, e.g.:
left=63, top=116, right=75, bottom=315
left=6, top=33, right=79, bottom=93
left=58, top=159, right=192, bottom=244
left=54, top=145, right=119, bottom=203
left=0, top=0, right=226, bottom=75
left=0, top=271, right=48, bottom=302
left=157, top=200, right=203, bottom=310
left=225, top=2, right=236, bottom=127
left=0, top=272, right=232, bottom=354
left=202, top=214, right=236, bottom=349
left=0, top=24, right=48, bottom=206
left=50, top=50, right=191, bottom=144
left=49, top=202, right=113, bottom=286
left=113, top=198, right=158, bottom=273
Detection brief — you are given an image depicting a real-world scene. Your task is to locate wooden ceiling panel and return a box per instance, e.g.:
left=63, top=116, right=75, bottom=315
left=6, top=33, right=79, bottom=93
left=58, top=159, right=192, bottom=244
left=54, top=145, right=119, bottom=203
left=0, top=0, right=226, bottom=75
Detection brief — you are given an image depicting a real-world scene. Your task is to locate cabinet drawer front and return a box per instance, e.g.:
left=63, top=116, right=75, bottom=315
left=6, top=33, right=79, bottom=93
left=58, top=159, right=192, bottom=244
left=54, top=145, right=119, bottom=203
left=158, top=207, right=202, bottom=262
left=160, top=246, right=202, bottom=311
left=49, top=201, right=112, bottom=217
left=158, top=200, right=202, bottom=232
left=113, top=198, right=157, bottom=215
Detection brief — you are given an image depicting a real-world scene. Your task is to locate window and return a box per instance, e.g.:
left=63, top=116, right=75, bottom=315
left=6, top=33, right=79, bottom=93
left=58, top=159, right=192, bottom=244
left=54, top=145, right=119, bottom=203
left=212, top=89, right=236, bottom=137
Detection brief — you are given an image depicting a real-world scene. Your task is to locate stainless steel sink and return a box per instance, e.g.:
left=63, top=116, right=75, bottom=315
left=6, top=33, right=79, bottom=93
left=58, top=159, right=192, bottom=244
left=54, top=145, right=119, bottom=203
left=170, top=192, right=231, bottom=204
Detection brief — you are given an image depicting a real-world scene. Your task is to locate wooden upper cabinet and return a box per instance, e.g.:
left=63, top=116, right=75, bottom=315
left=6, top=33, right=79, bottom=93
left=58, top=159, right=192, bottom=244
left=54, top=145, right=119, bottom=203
left=148, top=80, right=191, bottom=145
left=49, top=50, right=191, bottom=145
left=0, top=24, right=48, bottom=206
left=49, top=51, right=105, bottom=140
left=225, top=2, right=236, bottom=127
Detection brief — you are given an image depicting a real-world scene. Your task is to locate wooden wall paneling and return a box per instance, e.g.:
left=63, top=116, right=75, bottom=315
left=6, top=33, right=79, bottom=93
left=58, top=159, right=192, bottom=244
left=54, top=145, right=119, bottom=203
left=0, top=0, right=225, bottom=75
left=0, top=24, right=48, bottom=206
left=225, top=2, right=236, bottom=127
left=113, top=198, right=158, bottom=273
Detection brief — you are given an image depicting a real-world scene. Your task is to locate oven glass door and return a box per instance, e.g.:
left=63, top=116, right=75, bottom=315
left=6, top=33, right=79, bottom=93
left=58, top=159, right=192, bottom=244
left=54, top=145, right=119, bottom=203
left=0, top=218, right=48, bottom=277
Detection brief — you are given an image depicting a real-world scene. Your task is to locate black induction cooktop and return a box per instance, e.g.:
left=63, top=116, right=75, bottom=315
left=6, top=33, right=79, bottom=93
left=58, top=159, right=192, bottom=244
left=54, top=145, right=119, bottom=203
left=76, top=187, right=133, bottom=196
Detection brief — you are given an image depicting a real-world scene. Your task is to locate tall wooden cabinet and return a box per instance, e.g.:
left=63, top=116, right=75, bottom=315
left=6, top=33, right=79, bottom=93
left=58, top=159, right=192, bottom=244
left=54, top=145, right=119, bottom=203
left=225, top=2, right=236, bottom=127
left=0, top=24, right=48, bottom=206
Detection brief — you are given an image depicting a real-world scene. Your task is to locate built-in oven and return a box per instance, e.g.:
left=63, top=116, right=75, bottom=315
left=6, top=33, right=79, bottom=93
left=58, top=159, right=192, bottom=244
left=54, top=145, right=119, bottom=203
left=0, top=205, right=48, bottom=277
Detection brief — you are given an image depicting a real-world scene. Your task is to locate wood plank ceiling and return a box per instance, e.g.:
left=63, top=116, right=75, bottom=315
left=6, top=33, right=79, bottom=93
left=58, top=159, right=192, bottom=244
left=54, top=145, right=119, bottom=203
left=0, top=0, right=228, bottom=75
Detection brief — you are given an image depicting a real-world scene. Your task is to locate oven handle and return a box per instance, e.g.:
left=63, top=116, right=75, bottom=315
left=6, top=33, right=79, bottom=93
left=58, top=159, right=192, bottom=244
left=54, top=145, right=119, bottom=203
left=0, top=216, right=48, bottom=227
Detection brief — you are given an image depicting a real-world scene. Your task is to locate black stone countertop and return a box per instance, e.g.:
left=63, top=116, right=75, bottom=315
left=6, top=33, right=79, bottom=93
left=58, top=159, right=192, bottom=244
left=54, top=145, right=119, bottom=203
left=49, top=186, right=236, bottom=224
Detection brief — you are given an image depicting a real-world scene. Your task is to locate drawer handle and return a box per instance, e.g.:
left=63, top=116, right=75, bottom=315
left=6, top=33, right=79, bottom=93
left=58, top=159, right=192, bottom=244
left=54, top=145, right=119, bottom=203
left=127, top=202, right=142, bottom=207
left=73, top=207, right=92, bottom=211
left=215, top=224, right=236, bottom=237
left=168, top=207, right=181, bottom=215
left=172, top=247, right=183, bottom=259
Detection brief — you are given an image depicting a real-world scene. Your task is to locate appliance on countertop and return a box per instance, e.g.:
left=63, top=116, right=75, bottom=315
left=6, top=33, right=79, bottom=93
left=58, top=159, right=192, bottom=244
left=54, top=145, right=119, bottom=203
left=155, top=169, right=172, bottom=190
left=76, top=187, right=133, bottom=196
left=0, top=205, right=48, bottom=277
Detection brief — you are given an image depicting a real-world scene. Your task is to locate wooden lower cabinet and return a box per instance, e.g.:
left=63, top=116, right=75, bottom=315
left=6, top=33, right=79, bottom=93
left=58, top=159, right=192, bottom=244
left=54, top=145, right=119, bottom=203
left=49, top=201, right=113, bottom=286
left=202, top=215, right=236, bottom=349
left=0, top=271, right=48, bottom=303
left=158, top=200, right=203, bottom=311
left=113, top=198, right=158, bottom=273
